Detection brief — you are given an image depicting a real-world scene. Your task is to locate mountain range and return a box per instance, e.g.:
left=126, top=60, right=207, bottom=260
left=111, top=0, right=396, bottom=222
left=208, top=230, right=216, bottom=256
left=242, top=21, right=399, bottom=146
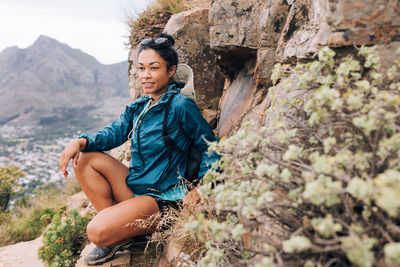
left=0, top=35, right=130, bottom=134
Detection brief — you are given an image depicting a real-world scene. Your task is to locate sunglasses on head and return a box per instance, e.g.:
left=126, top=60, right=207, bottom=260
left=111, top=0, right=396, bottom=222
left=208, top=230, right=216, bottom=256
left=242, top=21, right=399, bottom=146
left=140, top=37, right=170, bottom=47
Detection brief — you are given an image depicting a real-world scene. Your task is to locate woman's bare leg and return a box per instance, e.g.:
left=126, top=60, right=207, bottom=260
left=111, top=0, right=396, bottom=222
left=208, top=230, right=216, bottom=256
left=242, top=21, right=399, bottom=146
left=73, top=151, right=133, bottom=211
left=86, top=195, right=160, bottom=246
left=73, top=151, right=160, bottom=247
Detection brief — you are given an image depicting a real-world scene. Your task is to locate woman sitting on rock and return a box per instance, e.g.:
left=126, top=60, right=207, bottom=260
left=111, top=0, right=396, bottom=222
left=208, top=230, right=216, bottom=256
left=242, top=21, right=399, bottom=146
left=58, top=33, right=219, bottom=265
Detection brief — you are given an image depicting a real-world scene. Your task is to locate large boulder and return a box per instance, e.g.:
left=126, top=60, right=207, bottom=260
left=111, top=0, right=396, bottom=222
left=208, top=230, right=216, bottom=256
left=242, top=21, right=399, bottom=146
left=326, top=0, right=400, bottom=47
left=164, top=8, right=224, bottom=109
left=209, top=0, right=263, bottom=79
left=209, top=0, right=289, bottom=86
left=275, top=0, right=400, bottom=61
left=128, top=46, right=141, bottom=101
left=217, top=60, right=256, bottom=137
left=211, top=0, right=400, bottom=137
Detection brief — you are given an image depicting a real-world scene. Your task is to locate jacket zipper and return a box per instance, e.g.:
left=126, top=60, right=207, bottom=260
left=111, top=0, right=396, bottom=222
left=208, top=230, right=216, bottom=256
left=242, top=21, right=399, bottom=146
left=136, top=102, right=161, bottom=167
left=137, top=118, right=145, bottom=166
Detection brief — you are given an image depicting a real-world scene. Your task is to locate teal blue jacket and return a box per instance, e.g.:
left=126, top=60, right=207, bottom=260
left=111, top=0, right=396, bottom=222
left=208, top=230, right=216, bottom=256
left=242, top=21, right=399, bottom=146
left=79, top=83, right=219, bottom=195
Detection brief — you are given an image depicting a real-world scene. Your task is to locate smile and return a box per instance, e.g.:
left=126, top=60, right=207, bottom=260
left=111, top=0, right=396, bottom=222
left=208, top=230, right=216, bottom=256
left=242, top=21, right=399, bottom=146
left=142, top=82, right=154, bottom=88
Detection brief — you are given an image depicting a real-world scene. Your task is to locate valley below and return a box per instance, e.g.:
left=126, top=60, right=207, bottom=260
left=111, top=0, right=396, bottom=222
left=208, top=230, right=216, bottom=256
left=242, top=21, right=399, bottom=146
left=0, top=124, right=81, bottom=198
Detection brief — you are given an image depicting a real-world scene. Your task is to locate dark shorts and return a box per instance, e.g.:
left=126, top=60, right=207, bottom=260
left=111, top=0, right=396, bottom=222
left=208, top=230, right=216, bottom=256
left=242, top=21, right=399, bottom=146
left=151, top=196, right=182, bottom=213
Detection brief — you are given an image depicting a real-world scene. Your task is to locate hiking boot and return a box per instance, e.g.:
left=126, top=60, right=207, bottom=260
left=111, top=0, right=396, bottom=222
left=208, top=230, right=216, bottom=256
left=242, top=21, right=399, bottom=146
left=84, top=240, right=132, bottom=266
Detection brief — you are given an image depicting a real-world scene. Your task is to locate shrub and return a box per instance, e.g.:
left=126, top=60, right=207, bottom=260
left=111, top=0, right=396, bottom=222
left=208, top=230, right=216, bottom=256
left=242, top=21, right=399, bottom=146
left=186, top=45, right=400, bottom=266
left=0, top=207, right=56, bottom=246
left=148, top=203, right=213, bottom=264
left=0, top=177, right=81, bottom=246
left=0, top=166, right=24, bottom=210
left=127, top=0, right=191, bottom=47
left=38, top=208, right=90, bottom=267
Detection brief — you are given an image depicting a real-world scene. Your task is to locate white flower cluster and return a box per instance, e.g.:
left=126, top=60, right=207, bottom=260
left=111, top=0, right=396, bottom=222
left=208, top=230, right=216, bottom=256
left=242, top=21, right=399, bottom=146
left=183, top=45, right=400, bottom=266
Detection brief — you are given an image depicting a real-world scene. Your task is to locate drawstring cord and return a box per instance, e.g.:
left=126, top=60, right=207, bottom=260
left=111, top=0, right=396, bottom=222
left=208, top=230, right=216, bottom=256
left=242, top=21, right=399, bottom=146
left=127, top=99, right=152, bottom=140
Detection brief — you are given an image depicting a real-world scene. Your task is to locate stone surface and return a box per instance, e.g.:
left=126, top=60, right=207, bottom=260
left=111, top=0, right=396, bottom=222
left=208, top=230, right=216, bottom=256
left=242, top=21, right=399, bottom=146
left=209, top=0, right=263, bottom=50
left=254, top=47, right=276, bottom=88
left=157, top=239, right=183, bottom=267
left=325, top=0, right=400, bottom=47
left=326, top=0, right=400, bottom=30
left=110, top=141, right=131, bottom=167
left=374, top=42, right=400, bottom=82
left=201, top=108, right=218, bottom=129
left=66, top=191, right=95, bottom=216
left=128, top=45, right=142, bottom=101
left=259, top=0, right=290, bottom=48
left=0, top=236, right=44, bottom=267
left=209, top=0, right=263, bottom=78
left=275, top=0, right=400, bottom=61
left=241, top=90, right=271, bottom=127
left=190, top=0, right=211, bottom=9
left=163, top=8, right=224, bottom=109
left=217, top=60, right=256, bottom=137
left=275, top=0, right=330, bottom=62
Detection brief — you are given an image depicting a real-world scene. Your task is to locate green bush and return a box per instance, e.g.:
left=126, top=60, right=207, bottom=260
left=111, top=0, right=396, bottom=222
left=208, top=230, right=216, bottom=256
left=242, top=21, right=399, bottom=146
left=185, top=45, right=400, bottom=266
left=0, top=166, right=24, bottom=210
left=0, top=178, right=82, bottom=246
left=128, top=0, right=191, bottom=47
left=0, top=207, right=55, bottom=246
left=38, top=208, right=90, bottom=267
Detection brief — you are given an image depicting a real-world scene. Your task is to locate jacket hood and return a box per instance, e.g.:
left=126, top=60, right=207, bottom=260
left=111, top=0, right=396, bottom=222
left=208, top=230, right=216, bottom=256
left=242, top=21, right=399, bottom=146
left=171, top=64, right=196, bottom=101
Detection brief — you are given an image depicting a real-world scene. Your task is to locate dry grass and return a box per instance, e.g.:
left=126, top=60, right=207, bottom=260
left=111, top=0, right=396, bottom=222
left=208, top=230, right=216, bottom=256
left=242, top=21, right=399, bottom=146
left=127, top=0, right=193, bottom=47
left=0, top=177, right=81, bottom=246
left=147, top=202, right=214, bottom=264
left=121, top=201, right=211, bottom=265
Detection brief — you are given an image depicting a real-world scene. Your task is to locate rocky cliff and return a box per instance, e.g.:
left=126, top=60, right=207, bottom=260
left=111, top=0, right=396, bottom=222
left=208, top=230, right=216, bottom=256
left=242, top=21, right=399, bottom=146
left=209, top=0, right=400, bottom=137
left=127, top=0, right=400, bottom=139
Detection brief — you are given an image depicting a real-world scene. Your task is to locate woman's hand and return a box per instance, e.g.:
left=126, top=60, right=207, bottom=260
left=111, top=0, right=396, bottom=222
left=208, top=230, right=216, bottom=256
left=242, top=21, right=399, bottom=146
left=58, top=138, right=87, bottom=177
left=183, top=185, right=202, bottom=206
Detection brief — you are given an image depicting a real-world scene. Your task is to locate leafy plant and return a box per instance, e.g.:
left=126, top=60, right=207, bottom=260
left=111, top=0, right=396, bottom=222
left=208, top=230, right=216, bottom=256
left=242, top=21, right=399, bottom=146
left=185, top=45, right=400, bottom=266
left=127, top=0, right=191, bottom=47
left=0, top=207, right=56, bottom=246
left=38, top=208, right=90, bottom=267
left=0, top=166, right=24, bottom=210
left=0, top=178, right=81, bottom=246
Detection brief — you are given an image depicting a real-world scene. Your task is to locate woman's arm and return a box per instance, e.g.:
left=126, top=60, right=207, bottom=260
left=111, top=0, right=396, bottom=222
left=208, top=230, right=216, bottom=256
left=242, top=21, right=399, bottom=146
left=58, top=99, right=142, bottom=177
left=173, top=96, right=221, bottom=205
left=176, top=96, right=221, bottom=179
left=79, top=102, right=138, bottom=152
left=58, top=138, right=87, bottom=177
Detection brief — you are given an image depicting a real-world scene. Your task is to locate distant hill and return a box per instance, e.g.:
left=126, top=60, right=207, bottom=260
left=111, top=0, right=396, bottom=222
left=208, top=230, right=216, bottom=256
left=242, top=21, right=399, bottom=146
left=0, top=35, right=130, bottom=133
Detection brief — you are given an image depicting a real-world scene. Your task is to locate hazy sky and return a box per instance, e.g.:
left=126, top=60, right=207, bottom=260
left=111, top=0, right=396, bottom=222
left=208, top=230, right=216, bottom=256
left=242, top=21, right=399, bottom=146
left=0, top=0, right=152, bottom=64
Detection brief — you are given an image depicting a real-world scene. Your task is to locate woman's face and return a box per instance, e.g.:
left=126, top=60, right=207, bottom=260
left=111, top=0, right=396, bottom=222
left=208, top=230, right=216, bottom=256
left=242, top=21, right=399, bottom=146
left=137, top=48, right=176, bottom=99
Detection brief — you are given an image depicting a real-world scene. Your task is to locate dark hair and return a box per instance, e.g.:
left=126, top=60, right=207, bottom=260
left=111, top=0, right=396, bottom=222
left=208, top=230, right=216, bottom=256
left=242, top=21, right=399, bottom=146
left=138, top=33, right=178, bottom=70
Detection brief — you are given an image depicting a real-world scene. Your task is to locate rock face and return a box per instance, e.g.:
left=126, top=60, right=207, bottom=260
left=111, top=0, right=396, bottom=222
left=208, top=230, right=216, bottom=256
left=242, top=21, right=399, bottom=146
left=209, top=0, right=400, bottom=137
left=326, top=0, right=400, bottom=46
left=209, top=0, right=261, bottom=79
left=217, top=60, right=256, bottom=137
left=164, top=8, right=224, bottom=109
left=127, top=0, right=400, bottom=139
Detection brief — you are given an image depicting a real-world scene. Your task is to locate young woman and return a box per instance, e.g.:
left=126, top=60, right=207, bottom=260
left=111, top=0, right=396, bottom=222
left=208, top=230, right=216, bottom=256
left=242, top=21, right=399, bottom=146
left=58, top=33, right=219, bottom=265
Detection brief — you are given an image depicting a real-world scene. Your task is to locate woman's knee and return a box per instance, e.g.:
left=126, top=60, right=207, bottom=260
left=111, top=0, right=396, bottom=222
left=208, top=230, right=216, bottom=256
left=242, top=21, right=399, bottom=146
left=74, top=152, right=98, bottom=173
left=86, top=218, right=113, bottom=246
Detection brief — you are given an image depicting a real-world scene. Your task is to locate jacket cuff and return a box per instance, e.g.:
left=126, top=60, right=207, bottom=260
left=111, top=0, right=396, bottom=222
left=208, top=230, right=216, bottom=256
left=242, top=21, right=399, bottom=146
left=78, top=134, right=93, bottom=152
